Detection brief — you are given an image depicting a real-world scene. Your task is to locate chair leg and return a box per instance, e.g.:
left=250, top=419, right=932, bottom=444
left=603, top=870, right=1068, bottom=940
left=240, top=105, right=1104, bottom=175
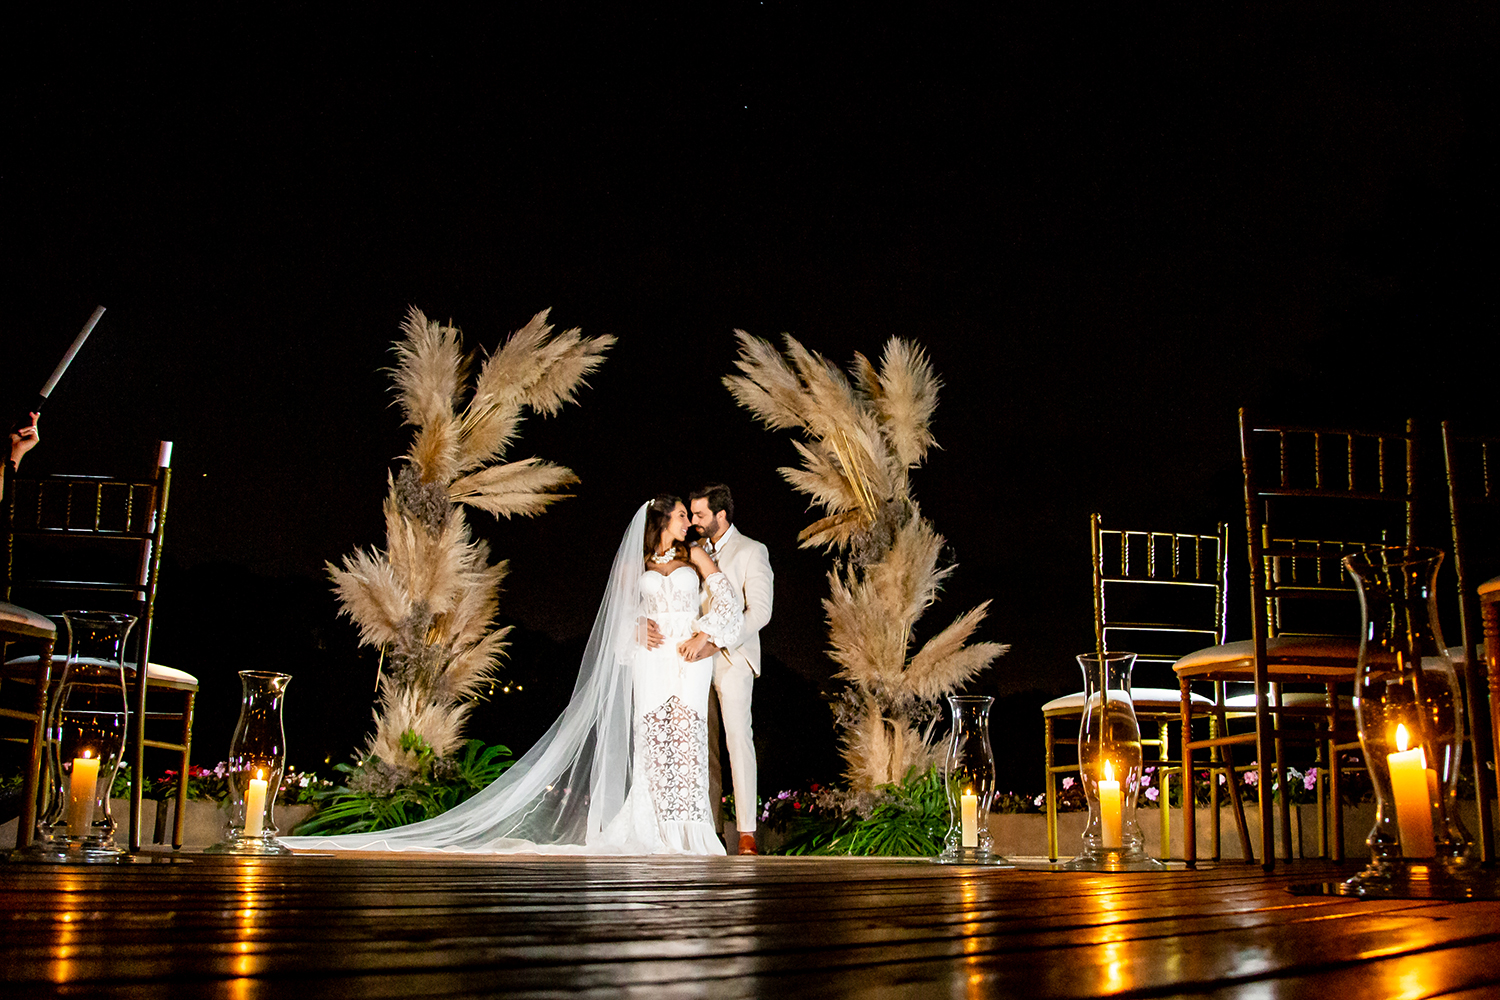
left=128, top=667, right=150, bottom=854
left=1212, top=698, right=1254, bottom=863
left=1208, top=712, right=1221, bottom=861
left=1158, top=719, right=1170, bottom=861
left=1271, top=683, right=1293, bottom=864
left=1485, top=595, right=1500, bottom=834
left=1180, top=678, right=1196, bottom=867
left=152, top=795, right=169, bottom=844
left=16, top=636, right=55, bottom=850
left=1315, top=741, right=1328, bottom=859
left=174, top=692, right=195, bottom=850
left=1325, top=681, right=1343, bottom=862
left=1459, top=642, right=1494, bottom=864
left=1044, top=717, right=1058, bottom=862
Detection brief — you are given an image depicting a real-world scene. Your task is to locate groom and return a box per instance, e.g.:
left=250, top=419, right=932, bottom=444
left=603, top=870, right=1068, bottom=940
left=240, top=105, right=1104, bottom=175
left=679, top=483, right=773, bottom=855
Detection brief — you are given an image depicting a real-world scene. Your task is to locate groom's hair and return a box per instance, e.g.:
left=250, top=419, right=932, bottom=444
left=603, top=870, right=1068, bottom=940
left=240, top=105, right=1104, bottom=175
left=689, top=483, right=734, bottom=524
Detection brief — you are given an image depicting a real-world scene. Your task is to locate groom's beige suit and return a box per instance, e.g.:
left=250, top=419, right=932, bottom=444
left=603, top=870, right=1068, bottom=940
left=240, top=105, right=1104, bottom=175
left=705, top=524, right=773, bottom=833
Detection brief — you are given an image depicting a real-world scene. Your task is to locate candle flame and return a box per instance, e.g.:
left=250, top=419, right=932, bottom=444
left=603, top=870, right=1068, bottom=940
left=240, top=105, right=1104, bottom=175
left=1395, top=724, right=1409, bottom=753
left=81, top=750, right=92, bottom=760
left=255, top=768, right=265, bottom=781
left=1103, top=760, right=1115, bottom=782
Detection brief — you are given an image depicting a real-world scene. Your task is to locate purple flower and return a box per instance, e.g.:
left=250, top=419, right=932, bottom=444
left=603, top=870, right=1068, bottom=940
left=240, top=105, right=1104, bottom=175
left=1062, top=776, right=1076, bottom=791
left=1033, top=794, right=1045, bottom=807
left=1146, top=786, right=1160, bottom=802
left=1304, top=768, right=1319, bottom=791
left=1244, top=770, right=1258, bottom=786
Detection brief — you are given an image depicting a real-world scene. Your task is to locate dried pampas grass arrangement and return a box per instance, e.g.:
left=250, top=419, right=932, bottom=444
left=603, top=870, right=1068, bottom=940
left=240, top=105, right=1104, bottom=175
left=726, top=332, right=1007, bottom=793
left=330, top=307, right=612, bottom=789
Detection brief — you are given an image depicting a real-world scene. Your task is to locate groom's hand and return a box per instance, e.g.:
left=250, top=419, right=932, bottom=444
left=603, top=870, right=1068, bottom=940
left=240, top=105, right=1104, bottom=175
left=678, top=632, right=716, bottom=662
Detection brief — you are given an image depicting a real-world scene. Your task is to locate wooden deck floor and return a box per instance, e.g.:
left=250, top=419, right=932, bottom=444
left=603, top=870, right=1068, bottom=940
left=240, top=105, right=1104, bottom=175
left=4, top=853, right=1500, bottom=998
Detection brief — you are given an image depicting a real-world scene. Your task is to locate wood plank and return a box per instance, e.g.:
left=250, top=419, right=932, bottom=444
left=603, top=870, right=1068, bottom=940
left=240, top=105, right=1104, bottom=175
left=3, top=855, right=1499, bottom=998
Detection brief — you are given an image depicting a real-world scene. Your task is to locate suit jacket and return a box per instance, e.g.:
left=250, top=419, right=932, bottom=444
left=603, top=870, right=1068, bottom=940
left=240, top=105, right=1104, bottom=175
left=706, top=525, right=773, bottom=676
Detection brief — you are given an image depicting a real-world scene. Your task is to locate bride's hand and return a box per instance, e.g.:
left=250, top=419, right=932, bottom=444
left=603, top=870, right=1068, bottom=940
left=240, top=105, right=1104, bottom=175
left=687, top=545, right=717, bottom=575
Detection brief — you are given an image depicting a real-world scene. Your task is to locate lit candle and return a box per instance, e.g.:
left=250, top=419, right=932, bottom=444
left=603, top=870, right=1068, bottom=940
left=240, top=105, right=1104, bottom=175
left=1099, top=759, right=1122, bottom=849
left=244, top=770, right=268, bottom=837
left=1387, top=724, right=1435, bottom=858
left=960, top=787, right=979, bottom=848
left=67, top=752, right=100, bottom=837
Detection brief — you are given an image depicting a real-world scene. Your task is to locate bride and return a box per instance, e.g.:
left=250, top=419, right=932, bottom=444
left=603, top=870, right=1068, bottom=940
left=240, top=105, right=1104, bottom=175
left=281, top=496, right=742, bottom=855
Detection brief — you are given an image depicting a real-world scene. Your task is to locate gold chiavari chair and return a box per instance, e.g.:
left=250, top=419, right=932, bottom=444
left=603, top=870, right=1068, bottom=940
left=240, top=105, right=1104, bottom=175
left=1043, top=514, right=1249, bottom=861
left=3, top=443, right=197, bottom=851
left=1444, top=421, right=1499, bottom=862
left=1175, top=410, right=1416, bottom=870
left=0, top=600, right=56, bottom=848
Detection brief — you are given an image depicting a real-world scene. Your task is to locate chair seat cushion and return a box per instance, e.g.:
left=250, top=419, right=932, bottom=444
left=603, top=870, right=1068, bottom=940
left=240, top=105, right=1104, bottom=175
left=1446, top=645, right=1484, bottom=667
left=1173, top=637, right=1360, bottom=678
left=1043, top=687, right=1213, bottom=714
left=1223, top=692, right=1357, bottom=709
left=0, top=602, right=57, bottom=638
left=4, top=654, right=198, bottom=688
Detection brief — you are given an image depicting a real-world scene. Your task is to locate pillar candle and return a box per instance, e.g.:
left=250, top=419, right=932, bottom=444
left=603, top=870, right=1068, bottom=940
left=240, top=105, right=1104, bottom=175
left=67, top=753, right=100, bottom=837
left=1387, top=724, right=1435, bottom=858
left=960, top=788, right=979, bottom=848
left=1099, top=759, right=1123, bottom=849
left=244, top=771, right=268, bottom=837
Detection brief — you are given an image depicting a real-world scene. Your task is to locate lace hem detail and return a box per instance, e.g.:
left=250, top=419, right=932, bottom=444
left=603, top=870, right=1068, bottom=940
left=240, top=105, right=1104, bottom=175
left=639, top=695, right=710, bottom=824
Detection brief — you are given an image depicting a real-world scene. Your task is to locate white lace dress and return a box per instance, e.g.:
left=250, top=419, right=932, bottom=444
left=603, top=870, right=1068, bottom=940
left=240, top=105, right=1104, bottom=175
left=598, top=565, right=742, bottom=855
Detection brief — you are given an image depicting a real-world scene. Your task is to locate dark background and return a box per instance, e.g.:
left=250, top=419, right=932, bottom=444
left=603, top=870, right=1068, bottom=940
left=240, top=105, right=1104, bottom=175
left=4, top=5, right=1495, bottom=796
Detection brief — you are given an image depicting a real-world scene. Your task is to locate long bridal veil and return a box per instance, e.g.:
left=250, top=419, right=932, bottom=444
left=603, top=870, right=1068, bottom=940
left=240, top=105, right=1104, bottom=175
left=283, top=502, right=648, bottom=852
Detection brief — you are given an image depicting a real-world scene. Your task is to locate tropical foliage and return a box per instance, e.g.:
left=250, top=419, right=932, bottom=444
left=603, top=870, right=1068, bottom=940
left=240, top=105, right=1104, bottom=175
left=772, top=767, right=949, bottom=857
left=290, top=738, right=515, bottom=837
left=726, top=333, right=1008, bottom=792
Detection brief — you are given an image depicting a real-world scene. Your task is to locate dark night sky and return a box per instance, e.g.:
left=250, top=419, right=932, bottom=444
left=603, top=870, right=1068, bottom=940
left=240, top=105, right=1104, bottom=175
left=5, top=7, right=1495, bottom=784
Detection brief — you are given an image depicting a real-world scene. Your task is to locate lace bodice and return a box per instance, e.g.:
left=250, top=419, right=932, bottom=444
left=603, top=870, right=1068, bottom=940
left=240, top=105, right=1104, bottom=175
left=638, top=566, right=743, bottom=647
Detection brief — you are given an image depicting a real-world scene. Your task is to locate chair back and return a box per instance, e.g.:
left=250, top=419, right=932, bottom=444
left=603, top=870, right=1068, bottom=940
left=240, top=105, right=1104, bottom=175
left=1240, top=410, right=1416, bottom=645
left=1443, top=421, right=1499, bottom=667
left=3, top=442, right=173, bottom=672
left=1092, top=513, right=1229, bottom=690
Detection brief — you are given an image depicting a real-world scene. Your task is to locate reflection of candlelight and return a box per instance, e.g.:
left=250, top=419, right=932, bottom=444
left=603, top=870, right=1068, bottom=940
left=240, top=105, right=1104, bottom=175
left=244, top=769, right=268, bottom=837
left=960, top=787, right=979, bottom=848
left=1387, top=724, right=1435, bottom=858
left=67, top=752, right=100, bottom=837
left=1099, top=760, right=1122, bottom=849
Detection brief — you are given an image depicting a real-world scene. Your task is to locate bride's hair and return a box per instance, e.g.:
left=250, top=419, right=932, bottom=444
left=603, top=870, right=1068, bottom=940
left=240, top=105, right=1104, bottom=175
left=644, top=494, right=689, bottom=563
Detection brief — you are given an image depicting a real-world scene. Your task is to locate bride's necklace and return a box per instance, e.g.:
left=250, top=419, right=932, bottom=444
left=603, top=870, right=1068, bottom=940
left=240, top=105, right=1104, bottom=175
left=649, top=547, right=676, bottom=565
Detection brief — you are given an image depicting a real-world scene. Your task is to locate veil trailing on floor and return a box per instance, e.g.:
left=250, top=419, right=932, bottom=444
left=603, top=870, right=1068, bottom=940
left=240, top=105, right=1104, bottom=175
left=282, top=502, right=648, bottom=853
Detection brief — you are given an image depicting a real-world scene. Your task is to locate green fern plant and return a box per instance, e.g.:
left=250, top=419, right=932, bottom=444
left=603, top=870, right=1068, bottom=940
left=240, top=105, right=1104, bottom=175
left=777, top=767, right=948, bottom=857
left=291, top=737, right=513, bottom=837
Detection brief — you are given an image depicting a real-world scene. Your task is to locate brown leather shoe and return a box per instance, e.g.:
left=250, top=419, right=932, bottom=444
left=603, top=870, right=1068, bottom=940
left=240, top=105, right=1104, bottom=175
left=737, top=833, right=758, bottom=856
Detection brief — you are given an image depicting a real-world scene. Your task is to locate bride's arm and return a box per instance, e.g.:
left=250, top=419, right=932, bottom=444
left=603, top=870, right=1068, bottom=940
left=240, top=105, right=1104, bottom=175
left=691, top=569, right=744, bottom=651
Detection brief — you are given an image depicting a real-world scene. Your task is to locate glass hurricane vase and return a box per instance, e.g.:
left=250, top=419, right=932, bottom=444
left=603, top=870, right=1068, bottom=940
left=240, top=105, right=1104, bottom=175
left=21, top=612, right=137, bottom=864
left=1336, top=546, right=1479, bottom=898
left=937, top=695, right=1010, bottom=865
left=207, top=671, right=293, bottom=856
left=1062, top=652, right=1164, bottom=871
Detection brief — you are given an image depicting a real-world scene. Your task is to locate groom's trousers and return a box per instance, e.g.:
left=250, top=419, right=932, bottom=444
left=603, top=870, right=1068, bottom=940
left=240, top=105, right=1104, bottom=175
left=710, top=654, right=757, bottom=833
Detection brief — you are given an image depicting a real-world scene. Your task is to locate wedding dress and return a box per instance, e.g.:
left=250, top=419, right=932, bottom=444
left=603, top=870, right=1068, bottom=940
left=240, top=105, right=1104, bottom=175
left=281, top=501, right=742, bottom=855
